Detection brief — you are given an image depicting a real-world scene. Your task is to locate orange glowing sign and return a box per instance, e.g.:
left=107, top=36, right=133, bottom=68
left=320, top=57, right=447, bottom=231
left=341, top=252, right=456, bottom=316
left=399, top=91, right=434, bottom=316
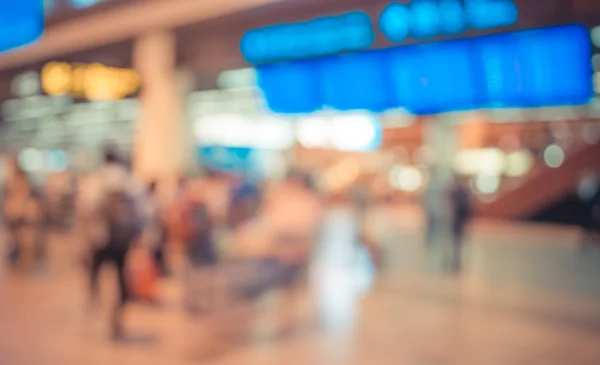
left=41, top=62, right=140, bottom=101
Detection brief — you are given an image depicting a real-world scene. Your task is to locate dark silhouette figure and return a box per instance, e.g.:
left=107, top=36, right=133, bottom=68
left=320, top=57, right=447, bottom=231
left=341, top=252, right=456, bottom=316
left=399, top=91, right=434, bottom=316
left=450, top=179, right=472, bottom=274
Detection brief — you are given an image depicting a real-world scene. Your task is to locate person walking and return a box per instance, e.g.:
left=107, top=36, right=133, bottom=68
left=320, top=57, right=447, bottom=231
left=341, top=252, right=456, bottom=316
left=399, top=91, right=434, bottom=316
left=450, top=178, right=472, bottom=274
left=2, top=157, right=40, bottom=272
left=144, top=181, right=169, bottom=277
left=84, top=149, right=144, bottom=340
left=578, top=172, right=600, bottom=250
left=182, top=196, right=218, bottom=314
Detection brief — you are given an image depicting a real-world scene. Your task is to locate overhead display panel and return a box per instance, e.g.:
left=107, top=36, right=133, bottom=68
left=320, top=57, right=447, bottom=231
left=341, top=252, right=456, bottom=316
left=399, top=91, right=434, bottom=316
left=257, top=61, right=322, bottom=114
left=0, top=0, right=44, bottom=54
left=242, top=1, right=519, bottom=65
left=257, top=24, right=593, bottom=115
left=387, top=38, right=481, bottom=114
left=319, top=51, right=392, bottom=112
left=241, top=11, right=375, bottom=65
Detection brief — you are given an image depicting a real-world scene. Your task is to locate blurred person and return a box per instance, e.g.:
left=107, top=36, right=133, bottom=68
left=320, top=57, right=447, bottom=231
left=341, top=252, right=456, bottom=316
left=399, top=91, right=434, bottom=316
left=202, top=170, right=233, bottom=237
left=83, top=149, right=144, bottom=340
left=186, top=171, right=323, bottom=347
left=2, top=157, right=45, bottom=272
left=162, top=176, right=195, bottom=279
left=182, top=196, right=218, bottom=314
left=125, top=181, right=165, bottom=304
left=144, top=181, right=168, bottom=277
left=64, top=173, right=78, bottom=229
left=450, top=177, right=472, bottom=273
left=26, top=189, right=47, bottom=274
left=167, top=176, right=190, bottom=246
left=421, top=181, right=439, bottom=248
left=42, top=172, right=70, bottom=230
left=350, top=178, right=369, bottom=214
left=76, top=172, right=100, bottom=262
left=263, top=171, right=323, bottom=261
left=228, top=177, right=262, bottom=231
left=235, top=169, right=323, bottom=333
left=578, top=171, right=600, bottom=249
left=2, top=157, right=28, bottom=267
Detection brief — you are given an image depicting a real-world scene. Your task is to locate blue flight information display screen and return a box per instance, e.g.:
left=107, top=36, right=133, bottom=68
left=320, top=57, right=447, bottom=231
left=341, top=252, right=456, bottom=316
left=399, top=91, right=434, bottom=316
left=256, top=24, right=593, bottom=115
left=319, top=50, right=393, bottom=111
left=241, top=11, right=374, bottom=65
left=0, top=0, right=44, bottom=54
left=386, top=39, right=483, bottom=114
left=257, top=60, right=323, bottom=113
left=242, top=1, right=518, bottom=65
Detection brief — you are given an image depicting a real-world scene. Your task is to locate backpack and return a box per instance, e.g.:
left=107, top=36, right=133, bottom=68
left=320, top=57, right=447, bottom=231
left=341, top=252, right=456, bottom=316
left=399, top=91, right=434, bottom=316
left=182, top=202, right=212, bottom=245
left=103, top=191, right=143, bottom=249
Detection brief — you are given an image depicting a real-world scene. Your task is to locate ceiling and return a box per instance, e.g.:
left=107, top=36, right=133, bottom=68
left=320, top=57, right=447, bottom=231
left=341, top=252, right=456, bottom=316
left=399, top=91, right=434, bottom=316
left=0, top=0, right=282, bottom=72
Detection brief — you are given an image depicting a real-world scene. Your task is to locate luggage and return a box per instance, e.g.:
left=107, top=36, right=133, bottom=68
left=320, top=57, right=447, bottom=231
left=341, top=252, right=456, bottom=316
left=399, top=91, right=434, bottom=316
left=127, top=247, right=158, bottom=301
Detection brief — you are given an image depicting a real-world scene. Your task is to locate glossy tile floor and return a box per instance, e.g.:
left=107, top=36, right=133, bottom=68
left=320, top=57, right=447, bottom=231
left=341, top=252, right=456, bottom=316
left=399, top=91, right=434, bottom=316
left=1, top=206, right=600, bottom=365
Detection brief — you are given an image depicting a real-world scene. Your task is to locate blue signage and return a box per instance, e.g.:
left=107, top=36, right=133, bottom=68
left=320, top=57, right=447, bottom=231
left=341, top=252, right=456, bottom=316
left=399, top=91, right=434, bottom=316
left=241, top=11, right=374, bottom=65
left=256, top=24, right=592, bottom=115
left=257, top=60, right=323, bottom=113
left=319, top=51, right=394, bottom=111
left=380, top=0, right=517, bottom=42
left=241, top=0, right=517, bottom=65
left=386, top=38, right=483, bottom=114
left=0, top=0, right=44, bottom=54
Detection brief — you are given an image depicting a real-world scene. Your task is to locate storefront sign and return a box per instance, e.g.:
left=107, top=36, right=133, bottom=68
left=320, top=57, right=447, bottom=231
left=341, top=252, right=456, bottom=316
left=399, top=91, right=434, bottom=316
left=41, top=62, right=139, bottom=101
left=241, top=0, right=517, bottom=64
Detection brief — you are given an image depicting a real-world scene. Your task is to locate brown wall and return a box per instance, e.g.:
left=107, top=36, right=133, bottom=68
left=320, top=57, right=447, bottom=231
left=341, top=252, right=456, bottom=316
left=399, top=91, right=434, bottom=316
left=45, top=0, right=143, bottom=26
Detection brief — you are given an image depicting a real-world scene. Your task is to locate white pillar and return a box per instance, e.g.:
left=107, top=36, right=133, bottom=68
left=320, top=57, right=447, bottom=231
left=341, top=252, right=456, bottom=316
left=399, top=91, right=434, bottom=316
left=133, top=31, right=194, bottom=183
left=176, top=69, right=199, bottom=176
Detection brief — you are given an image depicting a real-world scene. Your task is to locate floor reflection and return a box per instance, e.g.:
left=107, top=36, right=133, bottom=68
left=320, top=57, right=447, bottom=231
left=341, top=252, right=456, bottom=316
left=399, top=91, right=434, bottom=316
left=1, top=206, right=600, bottom=364
left=312, top=208, right=376, bottom=332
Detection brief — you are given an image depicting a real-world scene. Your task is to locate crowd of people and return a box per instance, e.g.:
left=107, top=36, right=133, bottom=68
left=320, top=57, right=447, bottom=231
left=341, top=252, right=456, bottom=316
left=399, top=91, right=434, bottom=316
left=8, top=146, right=554, bottom=343
left=1, top=148, right=328, bottom=341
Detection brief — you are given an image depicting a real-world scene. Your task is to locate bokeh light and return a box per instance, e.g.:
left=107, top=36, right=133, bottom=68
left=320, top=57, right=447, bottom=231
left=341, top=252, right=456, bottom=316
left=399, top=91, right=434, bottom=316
left=504, top=150, right=534, bottom=177
left=18, top=148, right=44, bottom=172
left=543, top=144, right=565, bottom=168
left=389, top=165, right=424, bottom=192
left=474, top=174, right=501, bottom=195
left=591, top=26, right=600, bottom=48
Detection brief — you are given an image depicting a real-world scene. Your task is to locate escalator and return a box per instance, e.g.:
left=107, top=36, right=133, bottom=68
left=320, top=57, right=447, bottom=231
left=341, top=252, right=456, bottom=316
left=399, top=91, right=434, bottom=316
left=477, top=142, right=600, bottom=220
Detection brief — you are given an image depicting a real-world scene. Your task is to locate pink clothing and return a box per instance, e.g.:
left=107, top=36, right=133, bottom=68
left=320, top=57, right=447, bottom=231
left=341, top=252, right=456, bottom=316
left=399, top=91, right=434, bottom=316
left=263, top=183, right=322, bottom=238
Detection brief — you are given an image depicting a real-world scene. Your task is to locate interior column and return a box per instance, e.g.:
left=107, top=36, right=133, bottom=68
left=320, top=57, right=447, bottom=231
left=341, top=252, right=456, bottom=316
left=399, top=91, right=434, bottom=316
left=132, top=31, right=194, bottom=183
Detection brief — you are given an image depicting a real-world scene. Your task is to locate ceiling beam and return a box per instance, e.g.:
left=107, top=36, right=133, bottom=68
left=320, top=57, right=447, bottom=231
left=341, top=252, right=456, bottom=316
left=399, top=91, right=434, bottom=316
left=0, top=0, right=281, bottom=71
